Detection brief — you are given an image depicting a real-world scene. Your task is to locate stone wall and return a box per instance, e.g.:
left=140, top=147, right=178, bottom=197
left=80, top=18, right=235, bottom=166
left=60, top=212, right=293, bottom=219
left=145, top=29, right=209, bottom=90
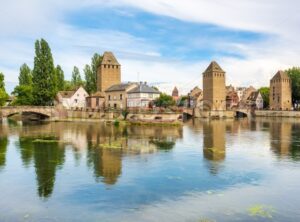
left=255, top=110, right=300, bottom=118
left=194, top=109, right=235, bottom=118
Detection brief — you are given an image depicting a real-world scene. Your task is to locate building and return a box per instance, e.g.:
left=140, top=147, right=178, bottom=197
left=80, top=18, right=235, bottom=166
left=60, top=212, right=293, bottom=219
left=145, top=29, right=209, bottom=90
left=235, top=87, right=247, bottom=101
left=172, top=87, right=179, bottom=101
left=246, top=91, right=263, bottom=110
left=86, top=91, right=105, bottom=109
left=105, top=82, right=138, bottom=109
left=203, top=61, right=226, bottom=111
left=97, top=52, right=121, bottom=92
left=226, top=91, right=239, bottom=110
left=127, top=82, right=160, bottom=109
left=56, top=86, right=89, bottom=109
left=270, top=71, right=292, bottom=111
left=188, top=86, right=203, bottom=108
left=238, top=86, right=256, bottom=108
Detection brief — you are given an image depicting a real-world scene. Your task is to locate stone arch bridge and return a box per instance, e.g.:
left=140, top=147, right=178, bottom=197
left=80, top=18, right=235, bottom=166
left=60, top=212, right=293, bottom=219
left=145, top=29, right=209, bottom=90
left=183, top=108, right=254, bottom=118
left=0, top=106, right=60, bottom=120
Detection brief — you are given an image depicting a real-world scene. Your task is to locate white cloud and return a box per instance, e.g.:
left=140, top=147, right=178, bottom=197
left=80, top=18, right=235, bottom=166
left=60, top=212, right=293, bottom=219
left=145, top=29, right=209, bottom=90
left=0, top=0, right=300, bottom=94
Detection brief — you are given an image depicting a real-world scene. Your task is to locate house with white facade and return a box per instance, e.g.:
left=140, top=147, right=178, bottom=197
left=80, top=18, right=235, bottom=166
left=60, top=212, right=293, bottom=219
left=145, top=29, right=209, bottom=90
left=246, top=91, right=264, bottom=110
left=56, top=86, right=89, bottom=109
left=127, top=83, right=160, bottom=108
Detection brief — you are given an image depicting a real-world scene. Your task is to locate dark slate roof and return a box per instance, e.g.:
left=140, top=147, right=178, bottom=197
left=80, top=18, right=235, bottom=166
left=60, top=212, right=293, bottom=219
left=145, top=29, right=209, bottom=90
left=247, top=91, right=260, bottom=101
left=105, top=83, right=136, bottom=92
left=57, top=91, right=76, bottom=98
left=203, top=61, right=225, bottom=73
left=128, top=83, right=160, bottom=94
left=101, top=51, right=120, bottom=65
left=271, top=70, right=290, bottom=80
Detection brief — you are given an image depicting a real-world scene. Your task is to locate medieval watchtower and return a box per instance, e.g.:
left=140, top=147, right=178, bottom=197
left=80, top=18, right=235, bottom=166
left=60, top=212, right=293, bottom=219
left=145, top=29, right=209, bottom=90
left=97, top=52, right=121, bottom=92
left=203, top=61, right=226, bottom=111
left=269, top=70, right=292, bottom=110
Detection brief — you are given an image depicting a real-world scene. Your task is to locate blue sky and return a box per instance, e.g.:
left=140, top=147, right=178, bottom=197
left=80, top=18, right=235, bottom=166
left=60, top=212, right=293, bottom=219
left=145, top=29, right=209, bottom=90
left=1, top=0, right=300, bottom=94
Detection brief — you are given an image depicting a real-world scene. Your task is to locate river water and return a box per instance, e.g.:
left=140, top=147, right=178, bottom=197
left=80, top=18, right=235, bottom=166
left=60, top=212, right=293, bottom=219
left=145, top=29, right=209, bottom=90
left=0, top=118, right=300, bottom=222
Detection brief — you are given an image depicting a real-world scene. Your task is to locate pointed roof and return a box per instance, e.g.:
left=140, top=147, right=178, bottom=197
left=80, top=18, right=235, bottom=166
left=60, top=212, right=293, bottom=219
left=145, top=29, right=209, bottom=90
left=203, top=61, right=225, bottom=73
left=128, top=83, right=160, bottom=94
left=247, top=91, right=261, bottom=101
left=271, top=70, right=290, bottom=80
left=101, top=51, right=120, bottom=65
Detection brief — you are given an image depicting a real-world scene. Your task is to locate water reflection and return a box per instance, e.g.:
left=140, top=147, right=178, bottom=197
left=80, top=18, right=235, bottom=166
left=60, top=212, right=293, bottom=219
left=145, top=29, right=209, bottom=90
left=0, top=136, right=8, bottom=170
left=203, top=120, right=226, bottom=175
left=1, top=118, right=300, bottom=221
left=268, top=119, right=300, bottom=160
left=18, top=137, right=65, bottom=198
left=87, top=148, right=122, bottom=185
left=11, top=122, right=183, bottom=194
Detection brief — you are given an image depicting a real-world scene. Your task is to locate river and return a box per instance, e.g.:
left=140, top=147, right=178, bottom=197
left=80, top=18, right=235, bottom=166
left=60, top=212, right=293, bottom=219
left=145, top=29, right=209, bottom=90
left=0, top=118, right=300, bottom=222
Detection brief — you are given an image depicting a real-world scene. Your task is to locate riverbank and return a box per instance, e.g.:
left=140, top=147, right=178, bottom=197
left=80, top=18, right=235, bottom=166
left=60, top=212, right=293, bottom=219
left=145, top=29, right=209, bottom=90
left=255, top=110, right=300, bottom=118
left=51, top=118, right=182, bottom=126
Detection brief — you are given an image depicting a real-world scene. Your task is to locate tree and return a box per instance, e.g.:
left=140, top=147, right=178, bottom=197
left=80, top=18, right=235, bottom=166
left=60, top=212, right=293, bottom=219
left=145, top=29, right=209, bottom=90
left=154, top=93, right=176, bottom=108
left=178, top=96, right=188, bottom=107
left=286, top=67, right=300, bottom=107
left=12, top=85, right=34, bottom=105
left=0, top=73, right=8, bottom=106
left=71, top=66, right=83, bottom=88
left=18, top=63, right=32, bottom=86
left=84, top=65, right=94, bottom=94
left=32, top=39, right=56, bottom=105
left=55, top=65, right=65, bottom=91
left=258, top=87, right=270, bottom=109
left=84, top=53, right=102, bottom=94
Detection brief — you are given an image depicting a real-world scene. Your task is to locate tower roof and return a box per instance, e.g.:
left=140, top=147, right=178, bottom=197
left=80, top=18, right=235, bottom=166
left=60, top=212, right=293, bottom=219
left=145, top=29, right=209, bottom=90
left=101, top=51, right=120, bottom=65
left=203, top=61, right=225, bottom=73
left=271, top=70, right=290, bottom=80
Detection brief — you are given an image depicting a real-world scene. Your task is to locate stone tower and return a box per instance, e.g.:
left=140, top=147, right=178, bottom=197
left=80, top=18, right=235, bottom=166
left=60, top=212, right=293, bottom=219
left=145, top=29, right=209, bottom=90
left=97, top=52, right=121, bottom=92
left=269, top=71, right=292, bottom=110
left=203, top=61, right=226, bottom=111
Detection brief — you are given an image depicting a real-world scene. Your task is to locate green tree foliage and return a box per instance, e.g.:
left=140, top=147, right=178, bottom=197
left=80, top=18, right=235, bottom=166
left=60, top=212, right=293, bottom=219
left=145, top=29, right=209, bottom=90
left=0, top=73, right=9, bottom=106
left=154, top=93, right=176, bottom=107
left=32, top=39, right=56, bottom=105
left=71, top=66, right=83, bottom=88
left=258, top=87, right=270, bottom=108
left=84, top=53, right=102, bottom=94
left=178, top=96, right=188, bottom=107
left=286, top=67, right=300, bottom=106
left=12, top=64, right=34, bottom=105
left=18, top=63, right=32, bottom=86
left=63, top=80, right=75, bottom=91
left=12, top=85, right=34, bottom=105
left=84, top=65, right=94, bottom=94
left=55, top=65, right=65, bottom=91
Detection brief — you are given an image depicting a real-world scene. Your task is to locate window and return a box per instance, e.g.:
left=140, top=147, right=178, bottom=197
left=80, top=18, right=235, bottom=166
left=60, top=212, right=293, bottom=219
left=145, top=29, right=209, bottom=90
left=96, top=98, right=99, bottom=106
left=108, top=95, right=111, bottom=101
left=120, top=94, right=123, bottom=100
left=75, top=99, right=78, bottom=103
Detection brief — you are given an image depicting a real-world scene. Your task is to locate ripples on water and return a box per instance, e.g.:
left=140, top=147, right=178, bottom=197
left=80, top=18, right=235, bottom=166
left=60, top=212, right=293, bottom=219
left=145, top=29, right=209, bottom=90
left=0, top=118, right=300, bottom=222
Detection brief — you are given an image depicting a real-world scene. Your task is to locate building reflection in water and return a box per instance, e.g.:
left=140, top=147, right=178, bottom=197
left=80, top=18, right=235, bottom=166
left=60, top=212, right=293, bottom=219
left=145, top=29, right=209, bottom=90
left=202, top=120, right=226, bottom=175
left=270, top=121, right=292, bottom=157
left=12, top=122, right=183, bottom=195
left=86, top=124, right=182, bottom=185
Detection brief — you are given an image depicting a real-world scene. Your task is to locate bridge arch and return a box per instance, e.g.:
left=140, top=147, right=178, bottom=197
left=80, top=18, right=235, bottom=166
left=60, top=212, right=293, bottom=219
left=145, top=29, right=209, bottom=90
left=1, top=107, right=54, bottom=120
left=236, top=110, right=248, bottom=118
